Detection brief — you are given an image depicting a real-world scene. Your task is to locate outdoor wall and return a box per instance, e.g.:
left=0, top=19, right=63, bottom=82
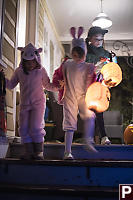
left=0, top=0, right=64, bottom=138
left=0, top=0, right=19, bottom=137
left=37, top=0, right=64, bottom=79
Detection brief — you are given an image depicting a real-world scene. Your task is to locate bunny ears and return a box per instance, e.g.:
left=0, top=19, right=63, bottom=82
left=70, top=27, right=84, bottom=39
left=70, top=27, right=86, bottom=53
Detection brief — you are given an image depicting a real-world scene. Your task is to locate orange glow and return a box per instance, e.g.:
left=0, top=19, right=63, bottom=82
left=85, top=82, right=111, bottom=113
left=124, top=124, right=133, bottom=144
left=101, top=62, right=122, bottom=87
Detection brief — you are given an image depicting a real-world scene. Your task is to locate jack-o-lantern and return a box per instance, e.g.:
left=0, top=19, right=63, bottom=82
left=85, top=82, right=111, bottom=113
left=124, top=124, right=133, bottom=144
left=101, top=62, right=122, bottom=87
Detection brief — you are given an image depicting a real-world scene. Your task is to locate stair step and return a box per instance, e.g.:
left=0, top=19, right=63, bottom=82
left=0, top=158, right=133, bottom=188
left=0, top=183, right=118, bottom=199
left=1, top=143, right=132, bottom=199
left=9, top=143, right=133, bottom=160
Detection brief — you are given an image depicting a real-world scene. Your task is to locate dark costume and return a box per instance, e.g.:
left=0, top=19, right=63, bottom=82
left=86, top=43, right=110, bottom=139
left=86, top=44, right=110, bottom=64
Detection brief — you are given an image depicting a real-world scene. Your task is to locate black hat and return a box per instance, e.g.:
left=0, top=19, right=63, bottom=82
left=87, top=26, right=108, bottom=38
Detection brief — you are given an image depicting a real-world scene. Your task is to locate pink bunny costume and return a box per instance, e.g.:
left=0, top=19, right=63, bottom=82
left=6, top=43, right=58, bottom=144
left=53, top=27, right=97, bottom=159
left=54, top=27, right=96, bottom=131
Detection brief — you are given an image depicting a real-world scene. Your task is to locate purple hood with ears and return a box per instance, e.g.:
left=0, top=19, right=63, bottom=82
left=17, top=43, right=43, bottom=68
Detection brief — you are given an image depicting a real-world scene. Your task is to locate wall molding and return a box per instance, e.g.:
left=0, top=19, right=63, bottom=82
left=43, top=0, right=64, bottom=56
left=2, top=55, right=14, bottom=68
left=0, top=58, right=7, bottom=68
left=105, top=40, right=133, bottom=68
left=7, top=130, right=15, bottom=137
left=105, top=40, right=133, bottom=56
left=7, top=106, right=13, bottom=114
left=4, top=32, right=15, bottom=48
left=5, top=10, right=15, bottom=28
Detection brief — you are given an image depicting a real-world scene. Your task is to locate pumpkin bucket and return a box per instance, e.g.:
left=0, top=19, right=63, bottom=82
left=124, top=124, right=133, bottom=145
left=101, top=62, right=122, bottom=87
left=85, top=82, right=111, bottom=113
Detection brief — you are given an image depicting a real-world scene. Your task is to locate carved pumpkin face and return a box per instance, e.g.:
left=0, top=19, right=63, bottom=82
left=101, top=62, right=122, bottom=87
left=124, top=124, right=133, bottom=144
left=85, top=82, right=111, bottom=113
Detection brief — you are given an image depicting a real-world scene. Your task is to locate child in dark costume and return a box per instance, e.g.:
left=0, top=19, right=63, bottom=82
left=85, top=26, right=117, bottom=145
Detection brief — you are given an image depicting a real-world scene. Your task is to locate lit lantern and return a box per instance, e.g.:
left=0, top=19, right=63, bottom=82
left=101, top=62, right=122, bottom=87
left=124, top=124, right=133, bottom=144
left=85, top=82, right=111, bottom=113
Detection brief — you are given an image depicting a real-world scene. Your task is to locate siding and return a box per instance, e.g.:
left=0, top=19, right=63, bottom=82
left=2, top=0, right=18, bottom=136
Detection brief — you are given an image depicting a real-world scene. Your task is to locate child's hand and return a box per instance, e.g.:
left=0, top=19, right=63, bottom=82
left=100, top=58, right=107, bottom=63
left=59, top=80, right=64, bottom=89
left=96, top=72, right=103, bottom=82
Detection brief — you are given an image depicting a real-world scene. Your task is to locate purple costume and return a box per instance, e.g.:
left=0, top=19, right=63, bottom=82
left=6, top=43, right=58, bottom=144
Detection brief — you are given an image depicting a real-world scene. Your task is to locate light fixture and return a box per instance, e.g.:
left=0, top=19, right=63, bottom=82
left=92, top=0, right=112, bottom=29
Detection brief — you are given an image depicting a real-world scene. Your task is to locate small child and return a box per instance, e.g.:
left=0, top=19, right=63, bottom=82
left=53, top=27, right=97, bottom=159
left=6, top=43, right=58, bottom=160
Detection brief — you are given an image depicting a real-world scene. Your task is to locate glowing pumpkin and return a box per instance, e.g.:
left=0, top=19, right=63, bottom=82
left=85, top=82, right=111, bottom=113
left=124, top=124, right=133, bottom=144
left=101, top=62, right=122, bottom=87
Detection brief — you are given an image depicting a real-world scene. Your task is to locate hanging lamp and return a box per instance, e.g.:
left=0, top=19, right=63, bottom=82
left=92, top=0, right=112, bottom=29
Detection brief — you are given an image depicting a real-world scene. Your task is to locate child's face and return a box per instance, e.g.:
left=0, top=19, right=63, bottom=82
left=72, top=51, right=85, bottom=63
left=24, top=59, right=37, bottom=71
left=90, top=34, right=104, bottom=48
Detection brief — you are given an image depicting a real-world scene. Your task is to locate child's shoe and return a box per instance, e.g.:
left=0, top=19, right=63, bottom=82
left=101, top=136, right=111, bottom=145
left=33, top=142, right=44, bottom=160
left=88, top=137, right=95, bottom=144
left=63, top=152, right=74, bottom=160
left=20, top=143, right=34, bottom=160
left=34, top=152, right=44, bottom=160
left=84, top=136, right=98, bottom=153
left=86, top=141, right=98, bottom=153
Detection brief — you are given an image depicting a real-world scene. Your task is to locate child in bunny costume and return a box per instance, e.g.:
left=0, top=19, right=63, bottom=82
left=6, top=43, right=58, bottom=160
left=53, top=27, right=97, bottom=159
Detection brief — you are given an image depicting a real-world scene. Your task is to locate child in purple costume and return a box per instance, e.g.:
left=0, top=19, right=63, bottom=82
left=6, top=43, right=58, bottom=160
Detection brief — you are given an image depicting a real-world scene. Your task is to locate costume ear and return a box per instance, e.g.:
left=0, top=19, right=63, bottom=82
left=37, top=48, right=43, bottom=53
left=17, top=47, right=24, bottom=51
left=78, top=27, right=84, bottom=38
left=70, top=27, right=76, bottom=38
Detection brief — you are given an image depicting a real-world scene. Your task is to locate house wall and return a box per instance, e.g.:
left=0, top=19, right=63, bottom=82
left=0, top=0, right=64, bottom=138
left=0, top=0, right=19, bottom=137
left=25, top=0, right=64, bottom=76
left=37, top=0, right=64, bottom=79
